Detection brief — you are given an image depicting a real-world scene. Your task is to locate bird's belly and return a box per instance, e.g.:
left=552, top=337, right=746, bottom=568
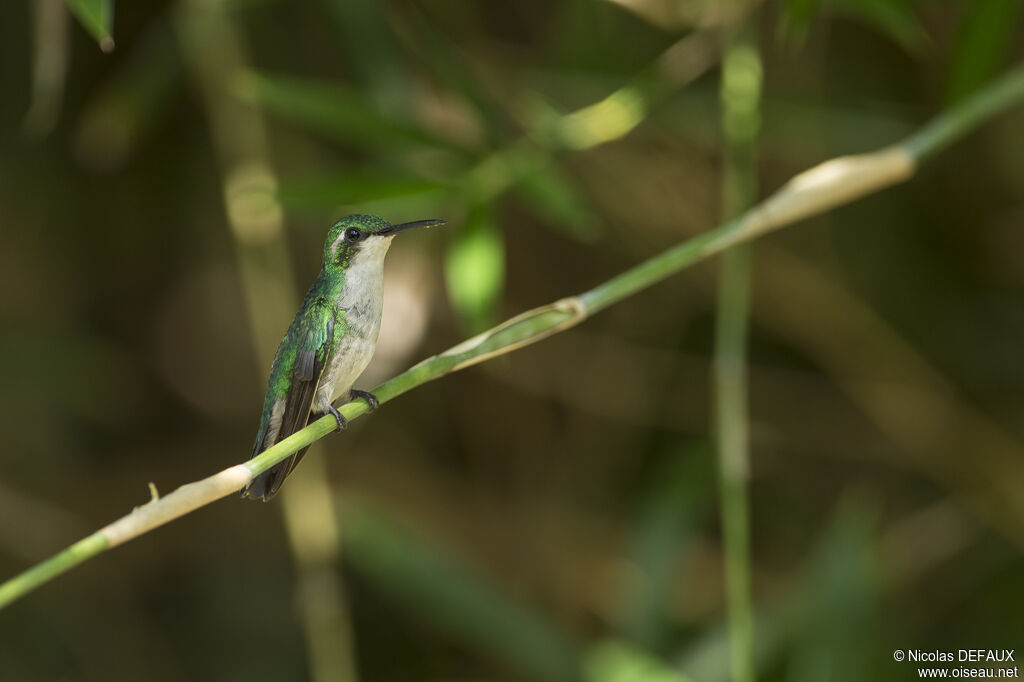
left=314, top=309, right=381, bottom=412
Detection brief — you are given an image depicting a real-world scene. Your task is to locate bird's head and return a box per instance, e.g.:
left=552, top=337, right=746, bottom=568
left=322, top=214, right=446, bottom=271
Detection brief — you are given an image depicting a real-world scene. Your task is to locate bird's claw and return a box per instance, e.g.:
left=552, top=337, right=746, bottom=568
left=325, top=391, right=378, bottom=431
left=349, top=389, right=380, bottom=412
left=326, top=404, right=348, bottom=431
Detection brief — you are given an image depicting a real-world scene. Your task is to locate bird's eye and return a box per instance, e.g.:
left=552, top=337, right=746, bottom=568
left=345, top=228, right=363, bottom=241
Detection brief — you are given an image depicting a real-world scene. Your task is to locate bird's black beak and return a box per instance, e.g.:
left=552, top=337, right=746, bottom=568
left=381, top=218, right=446, bottom=235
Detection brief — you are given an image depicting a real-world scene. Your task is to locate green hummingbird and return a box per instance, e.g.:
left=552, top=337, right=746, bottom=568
left=243, top=214, right=445, bottom=501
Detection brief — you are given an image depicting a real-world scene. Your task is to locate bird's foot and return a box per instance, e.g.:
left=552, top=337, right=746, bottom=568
left=326, top=404, right=348, bottom=431
left=349, top=389, right=380, bottom=412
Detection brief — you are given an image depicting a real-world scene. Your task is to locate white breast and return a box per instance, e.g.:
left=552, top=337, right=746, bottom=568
left=313, top=236, right=393, bottom=412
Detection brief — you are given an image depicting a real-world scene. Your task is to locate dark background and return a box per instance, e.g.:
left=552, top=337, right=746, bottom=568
left=1, top=1, right=1023, bottom=680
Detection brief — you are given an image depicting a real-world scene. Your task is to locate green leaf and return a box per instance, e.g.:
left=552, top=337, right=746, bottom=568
left=616, top=446, right=712, bottom=649
left=64, top=0, right=114, bottom=52
left=782, top=497, right=881, bottom=682
left=277, top=172, right=446, bottom=210
left=780, top=0, right=928, bottom=54
left=341, top=501, right=581, bottom=682
left=514, top=155, right=598, bottom=240
left=401, top=10, right=510, bottom=147
left=945, top=0, right=1023, bottom=103
left=444, top=205, right=505, bottom=333
left=235, top=71, right=459, bottom=152
left=73, top=20, right=179, bottom=169
left=831, top=0, right=928, bottom=55
left=586, top=640, right=694, bottom=682
left=677, top=496, right=882, bottom=682
left=321, top=0, right=405, bottom=95
left=780, top=0, right=824, bottom=44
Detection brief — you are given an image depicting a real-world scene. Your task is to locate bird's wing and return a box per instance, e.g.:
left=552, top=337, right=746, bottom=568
left=278, top=307, right=336, bottom=439
left=246, top=301, right=339, bottom=500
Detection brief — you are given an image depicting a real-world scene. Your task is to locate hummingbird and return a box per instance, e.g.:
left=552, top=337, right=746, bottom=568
left=243, top=214, right=445, bottom=501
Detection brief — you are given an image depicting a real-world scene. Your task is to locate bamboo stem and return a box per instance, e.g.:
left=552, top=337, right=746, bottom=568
left=1, top=61, right=1022, bottom=611
left=714, top=19, right=761, bottom=682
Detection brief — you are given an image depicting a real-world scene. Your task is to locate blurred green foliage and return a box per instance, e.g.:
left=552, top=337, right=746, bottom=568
left=444, top=204, right=504, bottom=332
left=780, top=0, right=926, bottom=53
left=945, top=0, right=1024, bottom=103
left=3, top=1, right=1024, bottom=681
left=64, top=0, right=113, bottom=51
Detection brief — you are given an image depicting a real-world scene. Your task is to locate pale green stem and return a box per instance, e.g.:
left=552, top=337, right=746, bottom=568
left=714, top=20, right=761, bottom=682
left=1, top=61, right=1023, bottom=611
left=715, top=246, right=755, bottom=682
left=903, top=63, right=1024, bottom=160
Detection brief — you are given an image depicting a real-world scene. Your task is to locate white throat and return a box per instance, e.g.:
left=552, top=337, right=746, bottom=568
left=337, top=235, right=393, bottom=305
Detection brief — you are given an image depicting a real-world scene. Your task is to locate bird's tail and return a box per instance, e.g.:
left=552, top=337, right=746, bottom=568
left=242, top=446, right=311, bottom=501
